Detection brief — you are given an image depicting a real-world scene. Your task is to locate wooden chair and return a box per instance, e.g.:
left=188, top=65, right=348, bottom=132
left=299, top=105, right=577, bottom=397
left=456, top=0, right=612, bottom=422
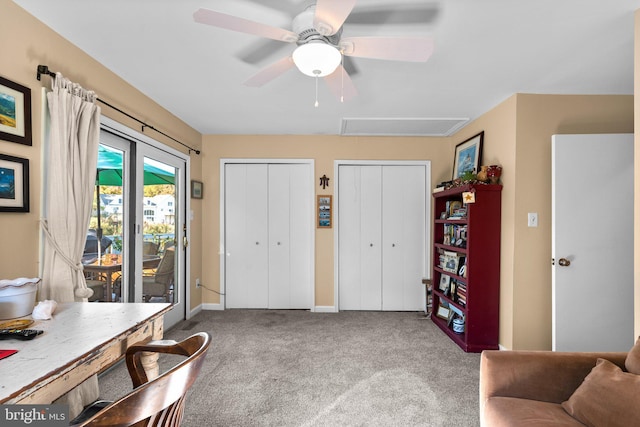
left=70, top=332, right=211, bottom=427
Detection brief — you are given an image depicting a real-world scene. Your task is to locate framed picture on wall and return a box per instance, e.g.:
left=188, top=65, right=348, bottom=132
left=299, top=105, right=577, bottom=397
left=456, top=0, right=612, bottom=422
left=452, top=131, right=483, bottom=179
left=0, top=76, right=32, bottom=146
left=191, top=180, right=203, bottom=199
left=0, top=153, right=29, bottom=212
left=317, top=195, right=332, bottom=228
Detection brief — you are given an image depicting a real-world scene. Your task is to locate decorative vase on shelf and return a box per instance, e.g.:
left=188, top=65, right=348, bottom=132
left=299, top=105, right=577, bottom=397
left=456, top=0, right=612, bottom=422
left=486, top=165, right=502, bottom=184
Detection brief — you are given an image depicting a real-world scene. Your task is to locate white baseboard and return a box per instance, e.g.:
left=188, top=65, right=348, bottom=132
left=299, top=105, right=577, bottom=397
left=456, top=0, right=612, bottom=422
left=314, top=306, right=337, bottom=313
left=498, top=344, right=509, bottom=351
left=202, top=303, right=224, bottom=311
left=188, top=304, right=203, bottom=319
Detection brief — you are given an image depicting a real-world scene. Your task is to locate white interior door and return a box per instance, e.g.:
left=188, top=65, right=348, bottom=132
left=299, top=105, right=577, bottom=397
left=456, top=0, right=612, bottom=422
left=338, top=166, right=382, bottom=310
left=552, top=133, right=634, bottom=351
left=225, top=164, right=269, bottom=308
left=382, top=166, right=426, bottom=311
left=224, top=161, right=313, bottom=309
left=338, top=163, right=428, bottom=311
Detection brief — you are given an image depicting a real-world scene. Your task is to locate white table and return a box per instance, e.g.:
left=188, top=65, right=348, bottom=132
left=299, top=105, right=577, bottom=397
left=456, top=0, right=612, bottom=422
left=0, top=302, right=171, bottom=404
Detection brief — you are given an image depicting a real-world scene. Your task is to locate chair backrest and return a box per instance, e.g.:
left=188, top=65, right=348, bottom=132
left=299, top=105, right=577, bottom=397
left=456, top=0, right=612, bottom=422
left=154, top=247, right=175, bottom=286
left=75, top=332, right=211, bottom=427
left=143, top=241, right=159, bottom=256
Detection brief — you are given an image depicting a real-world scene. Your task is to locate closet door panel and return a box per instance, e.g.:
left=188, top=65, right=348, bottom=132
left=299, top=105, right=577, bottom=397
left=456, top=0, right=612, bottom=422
left=338, top=166, right=363, bottom=310
left=267, top=164, right=311, bottom=309
left=225, top=164, right=269, bottom=308
left=382, top=166, right=425, bottom=311
left=268, top=165, right=290, bottom=308
left=338, top=166, right=382, bottom=310
left=286, top=164, right=313, bottom=308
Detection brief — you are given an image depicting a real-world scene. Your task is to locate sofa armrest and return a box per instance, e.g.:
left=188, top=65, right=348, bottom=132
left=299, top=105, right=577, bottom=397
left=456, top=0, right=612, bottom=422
left=480, top=350, right=627, bottom=404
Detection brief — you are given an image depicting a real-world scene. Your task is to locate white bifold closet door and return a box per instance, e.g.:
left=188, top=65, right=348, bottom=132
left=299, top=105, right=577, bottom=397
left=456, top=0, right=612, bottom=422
left=339, top=165, right=426, bottom=311
left=225, top=163, right=312, bottom=309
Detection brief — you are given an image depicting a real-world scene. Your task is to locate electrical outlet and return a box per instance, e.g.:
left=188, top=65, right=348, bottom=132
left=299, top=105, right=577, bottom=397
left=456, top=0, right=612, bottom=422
left=527, top=213, right=538, bottom=228
left=196, top=278, right=201, bottom=288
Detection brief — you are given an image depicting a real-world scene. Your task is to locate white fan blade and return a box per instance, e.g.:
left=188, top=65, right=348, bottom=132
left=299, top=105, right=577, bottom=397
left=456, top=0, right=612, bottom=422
left=194, top=8, right=299, bottom=43
left=324, top=65, right=357, bottom=102
left=243, top=56, right=295, bottom=87
left=340, top=37, right=434, bottom=62
left=314, top=0, right=357, bottom=36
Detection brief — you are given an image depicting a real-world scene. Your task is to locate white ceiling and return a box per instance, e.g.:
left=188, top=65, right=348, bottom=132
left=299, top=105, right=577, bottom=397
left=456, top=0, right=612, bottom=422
left=14, top=0, right=638, bottom=136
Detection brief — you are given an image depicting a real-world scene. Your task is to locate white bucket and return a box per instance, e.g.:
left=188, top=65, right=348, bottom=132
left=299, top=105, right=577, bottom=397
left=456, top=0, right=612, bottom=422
left=0, top=278, right=40, bottom=320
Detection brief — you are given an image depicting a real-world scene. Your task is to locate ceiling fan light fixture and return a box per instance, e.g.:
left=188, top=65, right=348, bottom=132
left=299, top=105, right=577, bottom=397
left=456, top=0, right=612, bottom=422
left=292, top=42, right=341, bottom=77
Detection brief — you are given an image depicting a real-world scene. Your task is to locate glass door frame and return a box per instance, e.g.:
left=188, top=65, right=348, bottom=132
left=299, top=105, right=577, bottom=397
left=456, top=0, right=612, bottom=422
left=101, top=117, right=192, bottom=328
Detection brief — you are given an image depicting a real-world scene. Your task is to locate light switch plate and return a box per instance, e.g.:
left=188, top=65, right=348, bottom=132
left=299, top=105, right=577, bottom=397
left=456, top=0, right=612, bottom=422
left=527, top=212, right=538, bottom=227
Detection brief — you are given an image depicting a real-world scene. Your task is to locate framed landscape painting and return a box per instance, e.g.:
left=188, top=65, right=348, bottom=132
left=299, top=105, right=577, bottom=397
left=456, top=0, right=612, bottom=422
left=0, top=153, right=29, bottom=212
left=452, top=131, right=483, bottom=179
left=0, top=76, right=32, bottom=146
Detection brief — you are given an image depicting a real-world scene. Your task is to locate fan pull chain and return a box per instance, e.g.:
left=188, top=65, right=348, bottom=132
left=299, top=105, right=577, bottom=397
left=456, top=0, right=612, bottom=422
left=314, top=73, right=319, bottom=108
left=340, top=54, right=344, bottom=103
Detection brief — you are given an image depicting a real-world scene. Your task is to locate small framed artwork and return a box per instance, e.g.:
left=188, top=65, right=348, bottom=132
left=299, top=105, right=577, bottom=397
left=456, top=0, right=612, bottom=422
left=439, top=274, right=451, bottom=293
left=436, top=304, right=450, bottom=320
left=452, top=131, right=483, bottom=179
left=190, top=180, right=203, bottom=199
left=317, top=195, right=332, bottom=228
left=0, top=76, right=32, bottom=146
left=0, top=153, right=29, bottom=212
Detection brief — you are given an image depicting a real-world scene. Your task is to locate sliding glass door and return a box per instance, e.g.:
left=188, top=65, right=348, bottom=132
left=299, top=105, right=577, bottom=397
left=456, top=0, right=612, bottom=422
left=84, top=125, right=187, bottom=328
left=135, top=144, right=186, bottom=327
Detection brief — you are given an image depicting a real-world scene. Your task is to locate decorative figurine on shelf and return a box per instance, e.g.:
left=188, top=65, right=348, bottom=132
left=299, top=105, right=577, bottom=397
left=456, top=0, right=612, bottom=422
left=477, top=165, right=489, bottom=182
left=486, top=165, right=502, bottom=184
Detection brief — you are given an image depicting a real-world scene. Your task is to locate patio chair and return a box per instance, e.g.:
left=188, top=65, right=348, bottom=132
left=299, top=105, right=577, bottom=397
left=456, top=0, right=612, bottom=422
left=143, top=241, right=159, bottom=256
left=70, top=332, right=211, bottom=426
left=143, top=247, right=175, bottom=302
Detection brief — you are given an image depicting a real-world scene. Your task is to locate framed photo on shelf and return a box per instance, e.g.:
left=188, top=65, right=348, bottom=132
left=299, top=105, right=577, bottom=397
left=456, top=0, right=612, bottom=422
left=0, top=76, right=32, bottom=146
left=443, top=251, right=460, bottom=274
left=452, top=131, right=483, bottom=179
left=436, top=304, right=450, bottom=320
left=317, top=195, right=332, bottom=228
left=439, top=274, right=451, bottom=292
left=190, top=180, right=203, bottom=199
left=0, top=153, right=29, bottom=212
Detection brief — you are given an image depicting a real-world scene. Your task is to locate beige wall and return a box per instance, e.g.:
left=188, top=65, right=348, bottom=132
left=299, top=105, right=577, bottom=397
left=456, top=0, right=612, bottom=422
left=0, top=1, right=203, bottom=310
left=513, top=94, right=633, bottom=349
left=200, top=135, right=450, bottom=306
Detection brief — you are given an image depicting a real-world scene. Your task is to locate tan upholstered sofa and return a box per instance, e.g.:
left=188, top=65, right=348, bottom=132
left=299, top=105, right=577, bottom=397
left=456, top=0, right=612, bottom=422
left=479, top=338, right=640, bottom=427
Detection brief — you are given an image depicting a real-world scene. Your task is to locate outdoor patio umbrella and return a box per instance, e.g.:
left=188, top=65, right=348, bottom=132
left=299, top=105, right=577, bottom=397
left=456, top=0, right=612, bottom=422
left=93, top=145, right=175, bottom=257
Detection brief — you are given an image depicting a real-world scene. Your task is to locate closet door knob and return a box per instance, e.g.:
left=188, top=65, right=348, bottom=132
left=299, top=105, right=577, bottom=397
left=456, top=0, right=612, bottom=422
left=277, top=242, right=281, bottom=246
left=392, top=243, right=396, bottom=247
left=256, top=242, right=260, bottom=245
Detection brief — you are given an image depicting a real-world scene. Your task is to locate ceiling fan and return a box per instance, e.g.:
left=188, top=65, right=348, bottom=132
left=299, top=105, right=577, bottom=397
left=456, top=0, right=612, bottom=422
left=193, top=0, right=435, bottom=104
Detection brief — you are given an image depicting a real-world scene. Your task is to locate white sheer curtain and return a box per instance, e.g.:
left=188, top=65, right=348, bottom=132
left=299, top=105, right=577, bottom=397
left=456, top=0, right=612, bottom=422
left=40, top=72, right=101, bottom=417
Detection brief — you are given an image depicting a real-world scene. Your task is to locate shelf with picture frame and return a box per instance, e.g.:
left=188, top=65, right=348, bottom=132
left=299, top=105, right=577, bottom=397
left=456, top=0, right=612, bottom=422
left=431, top=183, right=502, bottom=352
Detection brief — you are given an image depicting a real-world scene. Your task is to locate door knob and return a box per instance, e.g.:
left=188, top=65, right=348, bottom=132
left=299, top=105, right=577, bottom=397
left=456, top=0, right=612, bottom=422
left=558, top=258, right=571, bottom=267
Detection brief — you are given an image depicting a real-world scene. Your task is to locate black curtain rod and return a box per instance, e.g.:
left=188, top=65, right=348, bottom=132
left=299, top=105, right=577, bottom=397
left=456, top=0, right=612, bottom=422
left=36, top=65, right=201, bottom=155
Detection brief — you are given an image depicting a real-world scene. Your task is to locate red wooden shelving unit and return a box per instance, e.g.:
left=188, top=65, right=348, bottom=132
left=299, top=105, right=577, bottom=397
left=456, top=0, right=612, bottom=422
left=431, top=184, right=502, bottom=352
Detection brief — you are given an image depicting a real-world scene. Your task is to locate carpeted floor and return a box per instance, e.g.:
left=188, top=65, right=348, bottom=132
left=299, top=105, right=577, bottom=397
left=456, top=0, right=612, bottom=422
left=99, top=310, right=481, bottom=426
